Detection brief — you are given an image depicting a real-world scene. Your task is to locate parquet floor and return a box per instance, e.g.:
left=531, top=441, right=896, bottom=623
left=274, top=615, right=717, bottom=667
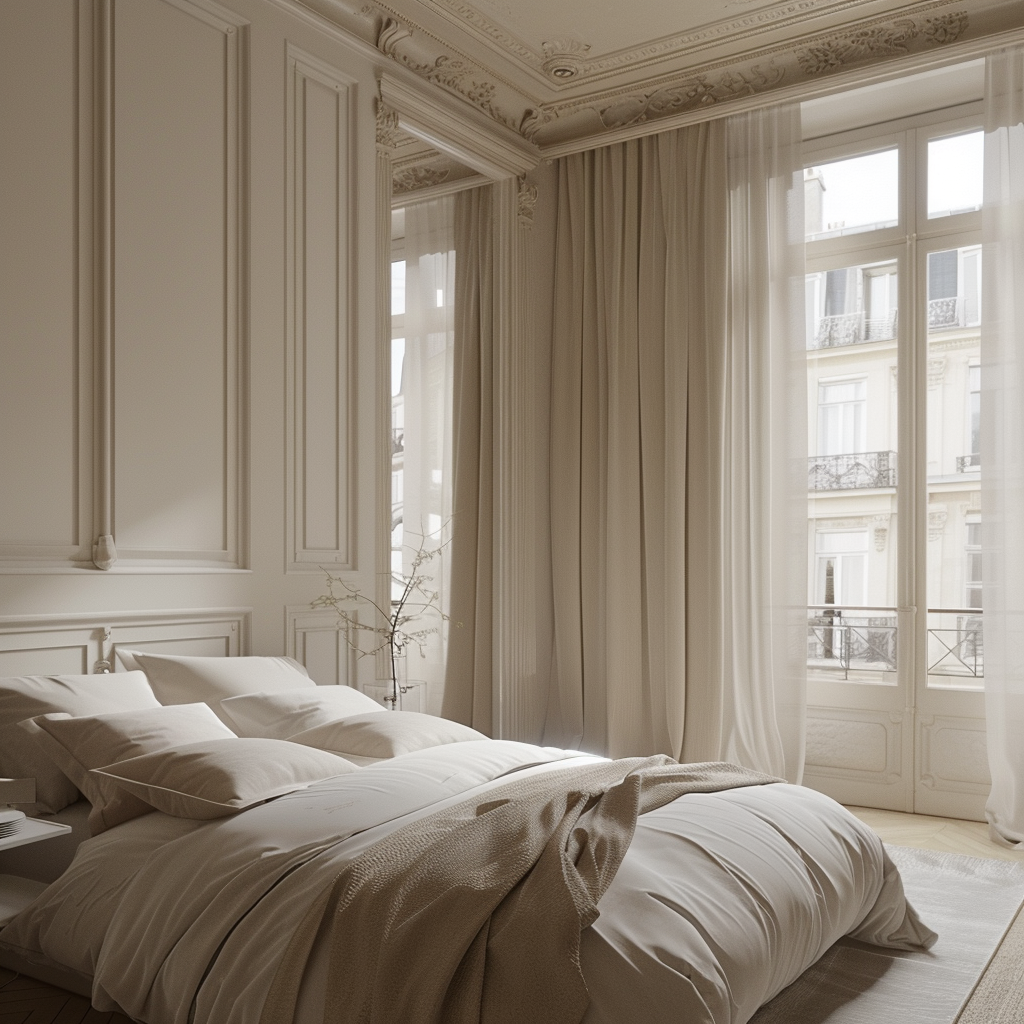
left=0, top=968, right=131, bottom=1023
left=846, top=805, right=1024, bottom=862
left=1, top=807, right=1020, bottom=1022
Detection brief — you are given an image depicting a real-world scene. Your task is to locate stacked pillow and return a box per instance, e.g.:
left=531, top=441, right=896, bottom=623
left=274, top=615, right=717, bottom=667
left=0, top=671, right=160, bottom=815
left=3, top=654, right=486, bottom=828
left=219, top=690, right=486, bottom=761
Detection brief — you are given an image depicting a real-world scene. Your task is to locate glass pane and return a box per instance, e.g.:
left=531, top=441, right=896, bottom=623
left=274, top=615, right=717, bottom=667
left=391, top=260, right=406, bottom=316
left=805, top=149, right=899, bottom=240
left=807, top=262, right=898, bottom=684
left=925, top=246, right=983, bottom=688
left=927, top=131, right=983, bottom=219
left=807, top=260, right=898, bottom=350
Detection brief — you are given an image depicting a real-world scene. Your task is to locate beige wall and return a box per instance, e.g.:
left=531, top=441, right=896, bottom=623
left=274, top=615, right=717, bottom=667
left=0, top=0, right=383, bottom=685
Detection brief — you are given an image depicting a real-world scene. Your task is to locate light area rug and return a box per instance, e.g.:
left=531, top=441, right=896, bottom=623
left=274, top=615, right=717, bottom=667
left=749, top=844, right=1024, bottom=1024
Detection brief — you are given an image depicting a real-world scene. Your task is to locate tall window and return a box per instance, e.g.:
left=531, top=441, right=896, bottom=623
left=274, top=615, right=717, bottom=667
left=805, top=117, right=983, bottom=687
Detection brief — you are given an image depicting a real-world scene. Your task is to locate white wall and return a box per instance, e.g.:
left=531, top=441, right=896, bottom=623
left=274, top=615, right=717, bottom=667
left=0, top=0, right=382, bottom=685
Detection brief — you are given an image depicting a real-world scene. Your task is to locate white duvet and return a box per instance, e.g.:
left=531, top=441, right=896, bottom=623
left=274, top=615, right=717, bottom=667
left=0, top=740, right=934, bottom=1024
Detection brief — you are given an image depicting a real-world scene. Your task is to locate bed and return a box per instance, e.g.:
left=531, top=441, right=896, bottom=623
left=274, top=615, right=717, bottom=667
left=0, top=654, right=936, bottom=1024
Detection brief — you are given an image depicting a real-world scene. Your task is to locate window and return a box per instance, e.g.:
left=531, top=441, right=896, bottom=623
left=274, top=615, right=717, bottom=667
left=817, top=379, right=866, bottom=455
left=965, top=520, right=982, bottom=609
left=805, top=149, right=899, bottom=240
left=967, top=363, right=980, bottom=467
left=816, top=530, right=868, bottom=606
left=805, top=107, right=984, bottom=689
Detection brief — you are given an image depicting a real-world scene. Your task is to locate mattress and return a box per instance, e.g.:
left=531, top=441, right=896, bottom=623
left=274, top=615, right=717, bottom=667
left=0, top=740, right=935, bottom=1024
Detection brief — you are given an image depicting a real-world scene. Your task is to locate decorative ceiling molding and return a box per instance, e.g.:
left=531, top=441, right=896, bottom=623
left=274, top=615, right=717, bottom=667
left=379, top=74, right=537, bottom=178
left=296, top=0, right=1024, bottom=159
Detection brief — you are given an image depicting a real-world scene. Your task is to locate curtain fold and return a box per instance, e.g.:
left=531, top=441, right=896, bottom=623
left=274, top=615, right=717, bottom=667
left=982, top=46, right=1024, bottom=846
left=396, top=198, right=455, bottom=715
left=442, top=186, right=495, bottom=732
left=545, top=107, right=806, bottom=781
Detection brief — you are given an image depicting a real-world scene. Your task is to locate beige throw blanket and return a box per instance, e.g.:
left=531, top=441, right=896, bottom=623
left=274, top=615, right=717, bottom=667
left=260, top=756, right=781, bottom=1024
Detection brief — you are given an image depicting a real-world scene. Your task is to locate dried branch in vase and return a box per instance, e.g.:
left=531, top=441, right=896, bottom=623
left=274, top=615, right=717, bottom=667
left=313, top=530, right=458, bottom=709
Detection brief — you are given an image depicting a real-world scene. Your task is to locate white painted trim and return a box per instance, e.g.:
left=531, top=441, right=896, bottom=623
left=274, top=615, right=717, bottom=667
left=285, top=45, right=359, bottom=573
left=380, top=74, right=537, bottom=179
left=392, top=172, right=491, bottom=207
left=537, top=27, right=1024, bottom=160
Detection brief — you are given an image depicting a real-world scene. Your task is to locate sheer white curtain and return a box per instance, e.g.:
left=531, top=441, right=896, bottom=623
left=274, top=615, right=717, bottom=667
left=982, top=46, right=1024, bottom=846
left=395, top=197, right=455, bottom=714
left=546, top=106, right=806, bottom=780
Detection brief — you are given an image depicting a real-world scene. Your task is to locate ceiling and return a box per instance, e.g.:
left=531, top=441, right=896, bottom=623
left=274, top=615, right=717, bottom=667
left=292, top=0, right=1021, bottom=184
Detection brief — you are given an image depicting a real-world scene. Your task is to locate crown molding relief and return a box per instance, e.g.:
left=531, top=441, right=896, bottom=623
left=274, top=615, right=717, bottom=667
left=291, top=0, right=1024, bottom=158
left=529, top=3, right=984, bottom=147
left=285, top=45, right=359, bottom=574
left=379, top=74, right=538, bottom=178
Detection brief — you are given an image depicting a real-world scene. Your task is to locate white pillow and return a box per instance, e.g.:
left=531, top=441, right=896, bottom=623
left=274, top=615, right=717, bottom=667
left=0, top=671, right=159, bottom=815
left=91, top=738, right=358, bottom=819
left=218, top=686, right=384, bottom=739
left=117, top=652, right=314, bottom=723
left=288, top=711, right=487, bottom=759
left=21, top=703, right=237, bottom=834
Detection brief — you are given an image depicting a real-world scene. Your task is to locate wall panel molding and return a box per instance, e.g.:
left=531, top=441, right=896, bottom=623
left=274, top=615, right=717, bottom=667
left=0, top=607, right=250, bottom=676
left=803, top=706, right=908, bottom=810
left=285, top=605, right=357, bottom=687
left=0, top=0, right=98, bottom=569
left=285, top=45, right=358, bottom=574
left=109, top=0, right=249, bottom=568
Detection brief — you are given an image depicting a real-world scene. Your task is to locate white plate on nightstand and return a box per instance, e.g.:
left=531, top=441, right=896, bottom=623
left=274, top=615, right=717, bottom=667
left=0, top=808, right=26, bottom=837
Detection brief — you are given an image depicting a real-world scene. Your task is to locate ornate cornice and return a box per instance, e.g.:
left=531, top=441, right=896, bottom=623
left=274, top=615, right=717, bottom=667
left=306, top=0, right=1024, bottom=159
left=375, top=15, right=522, bottom=131
left=516, top=175, right=538, bottom=226
left=375, top=97, right=402, bottom=149
left=528, top=4, right=979, bottom=145
left=394, top=164, right=452, bottom=192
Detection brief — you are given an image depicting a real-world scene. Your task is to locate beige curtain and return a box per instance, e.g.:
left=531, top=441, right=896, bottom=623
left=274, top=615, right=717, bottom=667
left=441, top=186, right=495, bottom=732
left=545, top=108, right=806, bottom=781
left=982, top=46, right=1024, bottom=846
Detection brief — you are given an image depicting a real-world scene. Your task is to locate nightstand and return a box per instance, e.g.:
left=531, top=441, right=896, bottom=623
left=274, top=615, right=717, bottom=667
left=0, top=818, right=71, bottom=926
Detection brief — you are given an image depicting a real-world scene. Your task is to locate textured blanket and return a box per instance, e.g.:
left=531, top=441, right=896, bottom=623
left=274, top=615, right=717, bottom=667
left=260, top=756, right=781, bottom=1024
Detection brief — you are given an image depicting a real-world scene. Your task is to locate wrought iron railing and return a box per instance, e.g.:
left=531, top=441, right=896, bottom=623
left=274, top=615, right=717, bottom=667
left=807, top=606, right=897, bottom=679
left=806, top=606, right=984, bottom=680
left=927, top=608, right=983, bottom=679
left=956, top=452, right=980, bottom=472
left=811, top=309, right=898, bottom=349
left=808, top=451, right=897, bottom=491
left=927, top=296, right=980, bottom=331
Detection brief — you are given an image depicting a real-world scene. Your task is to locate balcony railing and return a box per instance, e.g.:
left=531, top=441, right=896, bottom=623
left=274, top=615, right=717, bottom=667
left=808, top=451, right=897, bottom=491
left=811, top=308, right=898, bottom=349
left=807, top=606, right=984, bottom=680
left=928, top=296, right=978, bottom=331
left=927, top=608, right=984, bottom=679
left=956, top=452, right=980, bottom=473
left=807, top=607, right=897, bottom=678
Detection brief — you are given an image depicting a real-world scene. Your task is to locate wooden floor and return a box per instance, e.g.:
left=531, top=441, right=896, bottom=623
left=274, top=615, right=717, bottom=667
left=0, top=969, right=130, bottom=1023
left=1, top=807, right=1021, bottom=1022
left=846, top=805, right=1024, bottom=863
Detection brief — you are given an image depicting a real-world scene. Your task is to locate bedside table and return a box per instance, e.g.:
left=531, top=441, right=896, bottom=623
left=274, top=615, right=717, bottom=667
left=0, top=818, right=71, bottom=926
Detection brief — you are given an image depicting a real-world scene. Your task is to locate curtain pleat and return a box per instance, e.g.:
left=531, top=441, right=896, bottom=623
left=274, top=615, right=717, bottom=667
left=442, top=187, right=495, bottom=733
left=546, top=109, right=806, bottom=780
left=982, top=47, right=1024, bottom=846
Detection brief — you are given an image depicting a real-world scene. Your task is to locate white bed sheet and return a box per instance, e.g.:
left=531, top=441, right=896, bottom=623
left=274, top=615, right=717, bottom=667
left=0, top=740, right=932, bottom=1024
